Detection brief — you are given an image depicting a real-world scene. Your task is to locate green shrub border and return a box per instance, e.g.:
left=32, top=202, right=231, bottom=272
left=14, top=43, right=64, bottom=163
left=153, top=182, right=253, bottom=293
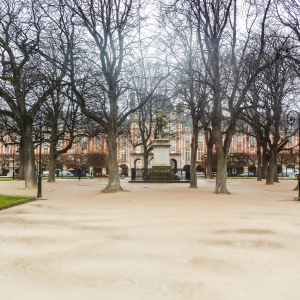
left=0, top=194, right=37, bottom=211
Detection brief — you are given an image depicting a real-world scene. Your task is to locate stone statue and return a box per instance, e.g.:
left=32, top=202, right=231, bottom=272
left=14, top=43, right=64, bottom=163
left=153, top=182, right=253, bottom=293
left=156, top=110, right=167, bottom=139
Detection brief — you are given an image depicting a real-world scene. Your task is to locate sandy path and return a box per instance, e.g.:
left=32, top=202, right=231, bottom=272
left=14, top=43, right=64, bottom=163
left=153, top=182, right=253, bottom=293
left=0, top=178, right=300, bottom=300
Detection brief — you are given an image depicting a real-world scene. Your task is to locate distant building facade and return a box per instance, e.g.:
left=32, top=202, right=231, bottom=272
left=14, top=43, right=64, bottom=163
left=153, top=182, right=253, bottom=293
left=0, top=116, right=299, bottom=177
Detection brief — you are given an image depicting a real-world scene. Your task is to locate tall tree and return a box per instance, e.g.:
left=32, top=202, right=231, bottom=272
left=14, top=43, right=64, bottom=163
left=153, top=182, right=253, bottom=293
left=158, top=5, right=212, bottom=188
left=40, top=87, right=84, bottom=182
left=0, top=0, right=70, bottom=188
left=65, top=0, right=168, bottom=192
left=276, top=0, right=300, bottom=192
left=240, top=58, right=297, bottom=184
left=180, top=0, right=285, bottom=193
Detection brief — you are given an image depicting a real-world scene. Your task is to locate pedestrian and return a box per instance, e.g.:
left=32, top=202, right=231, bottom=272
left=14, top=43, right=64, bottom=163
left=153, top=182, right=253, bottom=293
left=78, top=166, right=82, bottom=181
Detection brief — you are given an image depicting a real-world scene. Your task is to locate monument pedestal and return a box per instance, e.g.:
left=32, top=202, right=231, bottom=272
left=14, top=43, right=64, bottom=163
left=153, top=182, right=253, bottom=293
left=147, top=139, right=179, bottom=181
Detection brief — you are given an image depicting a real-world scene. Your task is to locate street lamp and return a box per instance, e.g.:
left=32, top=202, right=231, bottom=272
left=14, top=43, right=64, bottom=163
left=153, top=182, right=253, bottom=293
left=287, top=110, right=300, bottom=200
left=230, top=153, right=234, bottom=176
left=12, top=145, right=15, bottom=180
left=11, top=145, right=19, bottom=180
left=37, top=120, right=42, bottom=198
left=247, top=158, right=249, bottom=176
left=204, top=153, right=207, bottom=178
left=204, top=123, right=212, bottom=179
left=3, top=142, right=18, bottom=179
left=81, top=140, right=88, bottom=177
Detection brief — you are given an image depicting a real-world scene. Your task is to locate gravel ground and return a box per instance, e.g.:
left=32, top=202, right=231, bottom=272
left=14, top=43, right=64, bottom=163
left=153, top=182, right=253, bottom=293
left=0, top=178, right=299, bottom=300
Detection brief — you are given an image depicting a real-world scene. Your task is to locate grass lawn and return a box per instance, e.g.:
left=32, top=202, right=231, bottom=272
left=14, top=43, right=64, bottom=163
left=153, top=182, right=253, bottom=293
left=0, top=177, right=13, bottom=181
left=0, top=194, right=35, bottom=210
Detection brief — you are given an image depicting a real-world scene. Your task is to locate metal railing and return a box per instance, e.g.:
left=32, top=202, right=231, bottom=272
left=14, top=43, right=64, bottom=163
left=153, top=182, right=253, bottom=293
left=131, top=168, right=190, bottom=181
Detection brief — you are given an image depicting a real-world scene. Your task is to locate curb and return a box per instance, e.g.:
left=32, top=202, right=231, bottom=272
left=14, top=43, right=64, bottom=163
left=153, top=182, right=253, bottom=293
left=0, top=194, right=37, bottom=211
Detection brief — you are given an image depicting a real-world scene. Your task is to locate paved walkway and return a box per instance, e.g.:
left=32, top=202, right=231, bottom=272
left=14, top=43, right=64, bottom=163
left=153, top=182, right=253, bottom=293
left=0, top=178, right=299, bottom=300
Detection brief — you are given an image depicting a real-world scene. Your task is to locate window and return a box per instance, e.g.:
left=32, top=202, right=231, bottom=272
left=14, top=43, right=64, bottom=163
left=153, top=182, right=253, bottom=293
left=237, top=135, right=242, bottom=144
left=121, top=149, right=126, bottom=162
left=198, top=134, right=203, bottom=144
left=185, top=135, right=190, bottom=144
left=185, top=148, right=190, bottom=162
left=4, top=145, right=9, bottom=154
left=171, top=124, right=176, bottom=134
left=136, top=138, right=141, bottom=153
left=249, top=136, right=255, bottom=145
left=171, top=139, right=175, bottom=152
left=121, top=136, right=127, bottom=146
left=136, top=146, right=141, bottom=153
left=197, top=148, right=203, bottom=161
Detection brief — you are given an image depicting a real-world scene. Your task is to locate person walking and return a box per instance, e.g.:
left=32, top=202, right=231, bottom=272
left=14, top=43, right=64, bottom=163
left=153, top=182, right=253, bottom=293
left=78, top=166, right=82, bottom=181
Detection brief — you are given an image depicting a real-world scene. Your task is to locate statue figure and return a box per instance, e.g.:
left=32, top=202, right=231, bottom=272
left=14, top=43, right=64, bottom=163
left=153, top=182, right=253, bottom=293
left=156, top=109, right=167, bottom=139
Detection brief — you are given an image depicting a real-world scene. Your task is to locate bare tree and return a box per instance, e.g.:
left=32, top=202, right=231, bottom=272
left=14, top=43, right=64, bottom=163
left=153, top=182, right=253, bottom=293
left=175, top=0, right=286, bottom=194
left=127, top=93, right=157, bottom=171
left=64, top=0, right=168, bottom=192
left=276, top=0, right=300, bottom=192
left=125, top=39, right=171, bottom=171
left=0, top=0, right=70, bottom=188
left=40, top=87, right=85, bottom=182
left=157, top=5, right=213, bottom=188
left=240, top=58, right=298, bottom=184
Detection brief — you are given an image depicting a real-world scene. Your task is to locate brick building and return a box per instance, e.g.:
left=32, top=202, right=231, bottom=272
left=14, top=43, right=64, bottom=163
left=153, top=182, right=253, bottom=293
left=0, top=117, right=299, bottom=177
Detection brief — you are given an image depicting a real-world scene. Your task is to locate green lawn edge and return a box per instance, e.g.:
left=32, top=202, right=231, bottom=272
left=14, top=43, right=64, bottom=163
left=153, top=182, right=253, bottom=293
left=0, top=194, right=37, bottom=211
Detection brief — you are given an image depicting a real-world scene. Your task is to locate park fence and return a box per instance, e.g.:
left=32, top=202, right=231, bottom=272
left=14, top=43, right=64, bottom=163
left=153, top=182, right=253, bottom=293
left=130, top=168, right=190, bottom=181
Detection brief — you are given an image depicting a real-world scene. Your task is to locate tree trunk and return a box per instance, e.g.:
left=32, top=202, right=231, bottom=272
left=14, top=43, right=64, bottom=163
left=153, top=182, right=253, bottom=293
left=102, top=130, right=123, bottom=193
left=266, top=151, right=275, bottom=185
left=261, top=150, right=268, bottom=179
left=48, top=152, right=57, bottom=183
left=18, top=139, right=25, bottom=180
left=22, top=123, right=37, bottom=189
left=189, top=129, right=199, bottom=188
left=143, top=150, right=149, bottom=170
left=206, top=134, right=213, bottom=179
left=214, top=150, right=230, bottom=194
left=273, top=157, right=279, bottom=183
left=256, top=146, right=262, bottom=181
left=143, top=151, right=149, bottom=179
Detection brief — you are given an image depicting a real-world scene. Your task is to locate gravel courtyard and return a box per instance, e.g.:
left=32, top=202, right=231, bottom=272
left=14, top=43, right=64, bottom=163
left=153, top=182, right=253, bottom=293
left=0, top=178, right=299, bottom=300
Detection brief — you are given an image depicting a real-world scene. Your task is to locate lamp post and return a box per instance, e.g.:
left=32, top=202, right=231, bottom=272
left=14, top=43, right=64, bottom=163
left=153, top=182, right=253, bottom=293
left=287, top=110, right=300, bottom=200
left=82, top=141, right=88, bottom=177
left=205, top=123, right=212, bottom=179
left=3, top=146, right=7, bottom=175
left=4, top=142, right=17, bottom=179
left=11, top=144, right=19, bottom=180
left=204, top=153, right=207, bottom=178
left=37, top=120, right=42, bottom=198
left=247, top=158, right=249, bottom=176
left=230, top=153, right=234, bottom=176
left=12, top=144, right=15, bottom=180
